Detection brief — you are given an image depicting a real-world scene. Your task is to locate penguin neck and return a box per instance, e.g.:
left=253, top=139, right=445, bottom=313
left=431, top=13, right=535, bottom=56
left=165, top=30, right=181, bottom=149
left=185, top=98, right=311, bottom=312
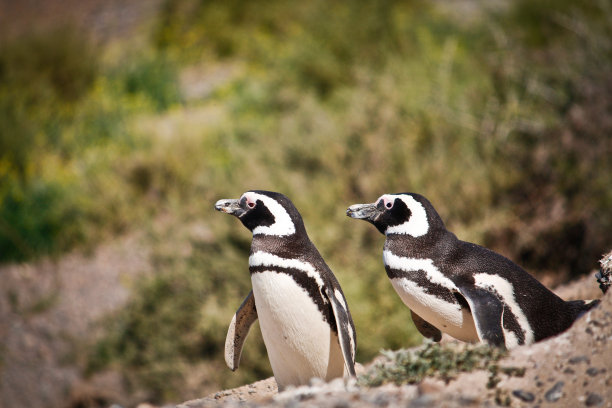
left=384, top=227, right=457, bottom=259
left=251, top=231, right=314, bottom=259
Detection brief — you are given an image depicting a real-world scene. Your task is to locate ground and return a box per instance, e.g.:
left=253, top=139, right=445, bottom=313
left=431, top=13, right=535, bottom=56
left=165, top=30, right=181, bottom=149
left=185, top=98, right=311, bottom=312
left=177, top=274, right=612, bottom=408
left=0, top=234, right=151, bottom=408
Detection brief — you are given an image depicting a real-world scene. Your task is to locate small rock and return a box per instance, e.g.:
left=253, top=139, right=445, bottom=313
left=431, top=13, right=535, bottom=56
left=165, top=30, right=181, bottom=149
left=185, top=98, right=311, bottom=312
left=586, top=367, right=600, bottom=377
left=372, top=393, right=390, bottom=407
left=457, top=396, right=479, bottom=406
left=327, top=377, right=344, bottom=390
left=585, top=393, right=603, bottom=407
left=569, top=355, right=589, bottom=365
left=309, top=377, right=325, bottom=387
left=563, top=368, right=575, bottom=375
left=545, top=381, right=564, bottom=402
left=298, top=392, right=314, bottom=401
left=512, top=390, right=535, bottom=402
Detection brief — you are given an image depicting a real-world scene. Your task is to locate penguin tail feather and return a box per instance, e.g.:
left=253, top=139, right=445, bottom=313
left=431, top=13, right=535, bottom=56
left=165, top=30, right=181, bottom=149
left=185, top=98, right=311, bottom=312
left=567, top=299, right=600, bottom=321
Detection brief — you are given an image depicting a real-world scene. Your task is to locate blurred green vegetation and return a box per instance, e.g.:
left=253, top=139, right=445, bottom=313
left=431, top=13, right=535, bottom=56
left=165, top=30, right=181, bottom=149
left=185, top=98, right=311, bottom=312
left=2, top=0, right=612, bottom=404
left=0, top=26, right=183, bottom=261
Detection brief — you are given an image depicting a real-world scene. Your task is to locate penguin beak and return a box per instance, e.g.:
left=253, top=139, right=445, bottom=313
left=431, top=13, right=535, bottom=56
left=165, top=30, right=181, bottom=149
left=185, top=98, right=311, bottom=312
left=215, top=199, right=245, bottom=217
left=346, top=202, right=380, bottom=222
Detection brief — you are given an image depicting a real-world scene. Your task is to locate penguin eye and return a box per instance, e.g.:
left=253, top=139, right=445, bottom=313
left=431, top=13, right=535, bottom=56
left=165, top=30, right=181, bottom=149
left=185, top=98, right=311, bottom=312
left=386, top=201, right=393, bottom=209
left=248, top=201, right=255, bottom=209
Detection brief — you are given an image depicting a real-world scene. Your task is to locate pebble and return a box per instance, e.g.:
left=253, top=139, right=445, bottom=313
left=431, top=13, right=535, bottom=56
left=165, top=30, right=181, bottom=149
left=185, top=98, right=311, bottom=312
left=544, top=381, right=564, bottom=402
left=372, top=393, right=390, bottom=407
left=512, top=390, right=535, bottom=402
left=585, top=393, right=603, bottom=407
left=586, top=367, right=600, bottom=377
left=569, top=355, right=589, bottom=365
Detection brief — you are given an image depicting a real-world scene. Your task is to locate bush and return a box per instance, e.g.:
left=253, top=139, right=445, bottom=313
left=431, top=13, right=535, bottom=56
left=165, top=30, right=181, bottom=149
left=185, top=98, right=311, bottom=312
left=114, top=52, right=182, bottom=111
left=0, top=25, right=184, bottom=262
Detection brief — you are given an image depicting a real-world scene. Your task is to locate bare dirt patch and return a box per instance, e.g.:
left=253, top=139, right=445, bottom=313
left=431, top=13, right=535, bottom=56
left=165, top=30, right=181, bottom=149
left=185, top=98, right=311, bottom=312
left=0, top=234, right=151, bottom=408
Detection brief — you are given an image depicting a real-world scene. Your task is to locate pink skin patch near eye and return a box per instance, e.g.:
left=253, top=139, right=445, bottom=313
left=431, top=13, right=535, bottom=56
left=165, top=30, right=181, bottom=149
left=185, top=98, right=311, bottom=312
left=242, top=193, right=257, bottom=209
left=377, top=195, right=394, bottom=209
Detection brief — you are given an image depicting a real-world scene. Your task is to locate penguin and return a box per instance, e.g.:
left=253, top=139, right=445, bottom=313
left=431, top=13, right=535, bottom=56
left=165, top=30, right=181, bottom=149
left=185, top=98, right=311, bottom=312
left=214, top=190, right=356, bottom=390
left=346, top=192, right=600, bottom=349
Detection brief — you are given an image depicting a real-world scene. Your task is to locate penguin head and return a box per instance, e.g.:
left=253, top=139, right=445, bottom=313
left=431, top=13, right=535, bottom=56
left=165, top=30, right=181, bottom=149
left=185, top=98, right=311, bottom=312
left=347, top=193, right=443, bottom=236
left=215, top=190, right=305, bottom=236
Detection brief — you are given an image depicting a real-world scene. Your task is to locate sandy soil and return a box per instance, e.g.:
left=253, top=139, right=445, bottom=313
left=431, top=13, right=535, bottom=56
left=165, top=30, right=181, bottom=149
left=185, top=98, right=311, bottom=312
left=0, top=234, right=151, bottom=408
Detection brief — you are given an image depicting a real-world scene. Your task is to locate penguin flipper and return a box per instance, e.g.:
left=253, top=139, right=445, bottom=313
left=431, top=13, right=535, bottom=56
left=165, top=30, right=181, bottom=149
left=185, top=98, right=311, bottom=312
left=225, top=290, right=258, bottom=371
left=455, top=284, right=506, bottom=348
left=325, top=286, right=357, bottom=377
left=410, top=309, right=442, bottom=342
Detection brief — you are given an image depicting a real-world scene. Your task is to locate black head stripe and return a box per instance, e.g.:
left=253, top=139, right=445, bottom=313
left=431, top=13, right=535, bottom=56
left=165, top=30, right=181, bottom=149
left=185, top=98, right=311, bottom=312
left=240, top=199, right=275, bottom=231
left=373, top=197, right=411, bottom=234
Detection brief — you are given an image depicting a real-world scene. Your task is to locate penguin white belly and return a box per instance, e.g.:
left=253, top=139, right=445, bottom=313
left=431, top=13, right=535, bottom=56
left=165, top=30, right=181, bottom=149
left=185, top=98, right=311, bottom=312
left=251, top=271, right=344, bottom=390
left=390, top=277, right=479, bottom=342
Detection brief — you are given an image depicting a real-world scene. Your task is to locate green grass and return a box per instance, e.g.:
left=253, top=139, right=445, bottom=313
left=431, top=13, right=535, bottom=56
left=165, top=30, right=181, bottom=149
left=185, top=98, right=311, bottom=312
left=1, top=0, right=611, bottom=404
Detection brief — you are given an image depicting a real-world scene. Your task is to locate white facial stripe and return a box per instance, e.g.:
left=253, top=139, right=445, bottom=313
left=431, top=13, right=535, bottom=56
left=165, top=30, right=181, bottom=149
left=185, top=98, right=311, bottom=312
left=249, top=251, right=324, bottom=288
left=473, top=273, right=534, bottom=345
left=382, top=195, right=429, bottom=237
left=383, top=251, right=456, bottom=290
left=242, top=192, right=296, bottom=236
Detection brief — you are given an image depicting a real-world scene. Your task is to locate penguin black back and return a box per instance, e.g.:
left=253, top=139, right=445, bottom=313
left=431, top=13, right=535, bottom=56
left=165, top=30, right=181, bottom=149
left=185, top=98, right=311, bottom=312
left=348, top=192, right=600, bottom=348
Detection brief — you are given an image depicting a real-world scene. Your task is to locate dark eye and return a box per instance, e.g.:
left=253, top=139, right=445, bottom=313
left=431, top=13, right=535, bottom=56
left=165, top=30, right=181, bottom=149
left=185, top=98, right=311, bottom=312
left=248, top=201, right=255, bottom=209
left=386, top=201, right=393, bottom=209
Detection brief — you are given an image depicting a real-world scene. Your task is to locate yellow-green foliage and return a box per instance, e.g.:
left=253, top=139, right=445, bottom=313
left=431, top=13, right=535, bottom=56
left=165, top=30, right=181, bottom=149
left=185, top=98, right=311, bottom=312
left=2, top=0, right=612, bottom=404
left=0, top=27, right=183, bottom=261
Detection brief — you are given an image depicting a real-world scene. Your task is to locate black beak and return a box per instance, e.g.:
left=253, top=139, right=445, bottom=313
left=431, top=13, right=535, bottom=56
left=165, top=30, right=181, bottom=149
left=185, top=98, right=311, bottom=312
left=214, top=199, right=245, bottom=217
left=346, top=202, right=380, bottom=222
